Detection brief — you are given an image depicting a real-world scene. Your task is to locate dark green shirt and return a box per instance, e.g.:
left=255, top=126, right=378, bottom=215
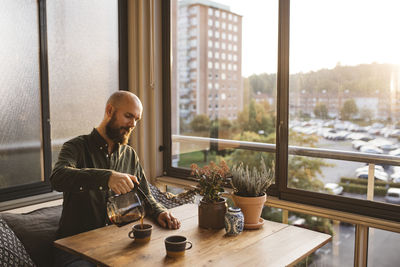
left=50, top=129, right=166, bottom=238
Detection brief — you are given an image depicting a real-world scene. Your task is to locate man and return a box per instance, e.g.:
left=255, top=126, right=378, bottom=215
left=51, top=91, right=180, bottom=266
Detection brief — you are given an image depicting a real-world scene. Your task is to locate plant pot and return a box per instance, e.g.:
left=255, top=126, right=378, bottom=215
left=232, top=193, right=266, bottom=228
left=198, top=199, right=227, bottom=229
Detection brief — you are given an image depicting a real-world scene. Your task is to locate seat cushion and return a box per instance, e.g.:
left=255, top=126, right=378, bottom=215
left=0, top=205, right=62, bottom=267
left=0, top=218, right=35, bottom=266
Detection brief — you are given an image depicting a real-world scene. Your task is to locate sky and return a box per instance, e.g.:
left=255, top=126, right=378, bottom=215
left=212, top=0, right=400, bottom=76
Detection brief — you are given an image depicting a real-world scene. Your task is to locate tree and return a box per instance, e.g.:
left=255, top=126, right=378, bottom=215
left=190, top=114, right=210, bottom=133
left=340, top=99, right=358, bottom=120
left=226, top=131, right=275, bottom=170
left=314, top=103, right=329, bottom=119
left=235, top=100, right=275, bottom=135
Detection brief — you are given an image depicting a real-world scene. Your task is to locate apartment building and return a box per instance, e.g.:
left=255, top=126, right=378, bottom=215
left=174, top=0, right=243, bottom=124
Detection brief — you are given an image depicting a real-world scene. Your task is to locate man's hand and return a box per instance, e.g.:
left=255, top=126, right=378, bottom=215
left=108, top=171, right=138, bottom=194
left=157, top=211, right=181, bottom=229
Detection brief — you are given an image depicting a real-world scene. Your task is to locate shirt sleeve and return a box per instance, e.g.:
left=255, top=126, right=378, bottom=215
left=50, top=139, right=111, bottom=192
left=133, top=154, right=167, bottom=219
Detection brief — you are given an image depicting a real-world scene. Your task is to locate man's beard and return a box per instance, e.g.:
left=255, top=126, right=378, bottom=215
left=105, top=114, right=131, bottom=145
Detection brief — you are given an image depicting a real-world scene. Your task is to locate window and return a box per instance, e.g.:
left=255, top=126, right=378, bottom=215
left=215, top=52, right=220, bottom=59
left=0, top=0, right=123, bottom=202
left=208, top=51, right=213, bottom=58
left=167, top=0, right=399, bottom=248
left=208, top=19, right=213, bottom=26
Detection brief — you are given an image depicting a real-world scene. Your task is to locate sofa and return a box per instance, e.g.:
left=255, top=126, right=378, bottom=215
left=0, top=184, right=195, bottom=267
left=0, top=205, right=62, bottom=267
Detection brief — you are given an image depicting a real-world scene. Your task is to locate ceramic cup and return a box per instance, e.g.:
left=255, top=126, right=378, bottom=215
left=164, top=235, right=193, bottom=257
left=128, top=223, right=152, bottom=243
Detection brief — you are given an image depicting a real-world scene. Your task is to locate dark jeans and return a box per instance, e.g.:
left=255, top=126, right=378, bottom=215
left=53, top=247, right=96, bottom=267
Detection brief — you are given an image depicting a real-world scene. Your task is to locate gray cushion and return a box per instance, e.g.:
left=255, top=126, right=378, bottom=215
left=0, top=218, right=35, bottom=266
left=0, top=205, right=62, bottom=267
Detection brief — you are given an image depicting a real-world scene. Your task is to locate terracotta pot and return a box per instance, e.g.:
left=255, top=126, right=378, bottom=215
left=232, top=193, right=266, bottom=226
left=198, top=199, right=227, bottom=229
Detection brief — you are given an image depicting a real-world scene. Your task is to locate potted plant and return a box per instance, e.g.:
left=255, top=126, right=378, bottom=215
left=230, top=158, right=274, bottom=229
left=191, top=160, right=230, bottom=229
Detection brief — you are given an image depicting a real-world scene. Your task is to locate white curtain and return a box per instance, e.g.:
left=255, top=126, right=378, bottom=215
left=128, top=0, right=164, bottom=182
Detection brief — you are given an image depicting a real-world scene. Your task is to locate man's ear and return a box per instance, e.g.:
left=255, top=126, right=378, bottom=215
left=105, top=104, right=114, bottom=118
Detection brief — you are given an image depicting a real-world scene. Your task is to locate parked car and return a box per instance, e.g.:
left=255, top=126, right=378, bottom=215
left=355, top=165, right=384, bottom=174
left=359, top=145, right=383, bottom=154
left=324, top=183, right=344, bottom=195
left=352, top=140, right=366, bottom=150
left=389, top=172, right=400, bottom=183
left=385, top=188, right=400, bottom=204
left=356, top=170, right=389, bottom=182
left=389, top=148, right=400, bottom=156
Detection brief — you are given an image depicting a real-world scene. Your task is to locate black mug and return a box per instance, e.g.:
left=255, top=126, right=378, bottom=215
left=164, top=235, right=193, bottom=257
left=128, top=223, right=152, bottom=243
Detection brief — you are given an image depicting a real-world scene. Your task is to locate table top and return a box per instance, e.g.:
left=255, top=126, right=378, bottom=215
left=54, top=204, right=331, bottom=267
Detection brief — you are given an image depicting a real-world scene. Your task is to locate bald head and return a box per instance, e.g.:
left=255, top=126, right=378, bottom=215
left=106, top=91, right=142, bottom=110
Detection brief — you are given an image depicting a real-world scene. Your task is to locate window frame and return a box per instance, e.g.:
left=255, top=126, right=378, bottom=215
left=0, top=0, right=128, bottom=202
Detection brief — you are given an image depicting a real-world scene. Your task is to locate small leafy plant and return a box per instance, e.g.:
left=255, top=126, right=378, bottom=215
left=191, top=160, right=230, bottom=203
left=231, top=158, right=274, bottom=197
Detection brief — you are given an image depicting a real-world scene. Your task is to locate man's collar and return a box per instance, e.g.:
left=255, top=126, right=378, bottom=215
left=90, top=128, right=120, bottom=152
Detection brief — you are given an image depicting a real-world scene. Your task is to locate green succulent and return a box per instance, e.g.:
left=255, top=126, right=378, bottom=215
left=231, top=158, right=274, bottom=197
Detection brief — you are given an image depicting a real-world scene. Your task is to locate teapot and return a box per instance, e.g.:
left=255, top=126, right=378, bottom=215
left=106, top=186, right=147, bottom=226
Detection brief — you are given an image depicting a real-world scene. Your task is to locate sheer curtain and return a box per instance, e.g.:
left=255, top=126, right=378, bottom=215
left=128, top=0, right=164, bottom=182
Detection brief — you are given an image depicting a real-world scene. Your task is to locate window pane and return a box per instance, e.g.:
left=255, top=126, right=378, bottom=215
left=47, top=0, right=119, bottom=163
left=368, top=228, right=400, bottom=266
left=263, top=207, right=355, bottom=267
left=171, top=0, right=277, bottom=173
left=289, top=0, right=400, bottom=205
left=0, top=0, right=41, bottom=188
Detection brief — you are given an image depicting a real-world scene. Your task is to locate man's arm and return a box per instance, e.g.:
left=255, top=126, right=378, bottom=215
left=133, top=155, right=180, bottom=229
left=50, top=140, right=111, bottom=192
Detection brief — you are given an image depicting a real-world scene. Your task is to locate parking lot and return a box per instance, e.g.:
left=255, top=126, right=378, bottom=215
left=290, top=119, right=400, bottom=203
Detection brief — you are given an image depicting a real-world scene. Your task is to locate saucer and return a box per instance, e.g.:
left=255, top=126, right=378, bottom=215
left=244, top=218, right=264, bottom=230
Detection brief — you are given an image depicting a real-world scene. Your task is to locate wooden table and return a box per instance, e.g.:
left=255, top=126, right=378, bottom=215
left=54, top=204, right=331, bottom=267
